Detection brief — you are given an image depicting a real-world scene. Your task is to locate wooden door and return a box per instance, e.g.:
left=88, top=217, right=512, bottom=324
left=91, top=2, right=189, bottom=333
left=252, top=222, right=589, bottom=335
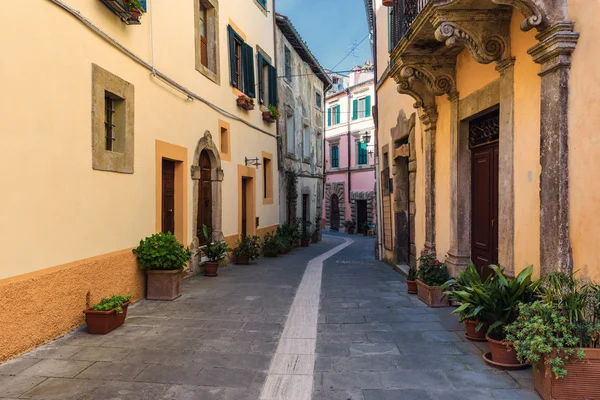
left=241, top=178, right=248, bottom=237
left=302, top=194, right=309, bottom=233
left=330, top=195, right=340, bottom=231
left=471, top=143, right=499, bottom=279
left=197, top=150, right=212, bottom=243
left=162, top=160, right=175, bottom=235
left=357, top=200, right=368, bottom=233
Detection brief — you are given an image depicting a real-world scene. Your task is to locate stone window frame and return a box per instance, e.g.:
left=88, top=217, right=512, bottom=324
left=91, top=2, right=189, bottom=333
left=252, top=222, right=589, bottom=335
left=329, top=140, right=340, bottom=169
left=262, top=151, right=273, bottom=205
left=316, top=129, right=323, bottom=167
left=315, top=89, right=322, bottom=110
left=284, top=46, right=292, bottom=85
left=92, top=64, right=134, bottom=174
left=252, top=0, right=268, bottom=16
left=194, top=0, right=220, bottom=85
left=218, top=119, right=231, bottom=162
left=302, top=124, right=311, bottom=164
left=285, top=106, right=295, bottom=157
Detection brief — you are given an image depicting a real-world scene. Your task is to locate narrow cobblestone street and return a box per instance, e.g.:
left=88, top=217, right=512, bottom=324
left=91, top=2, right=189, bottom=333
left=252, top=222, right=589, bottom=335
left=1, top=234, right=538, bottom=400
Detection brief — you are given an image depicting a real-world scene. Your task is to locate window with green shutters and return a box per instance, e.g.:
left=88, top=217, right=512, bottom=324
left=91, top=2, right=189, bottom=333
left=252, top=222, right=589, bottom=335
left=358, top=142, right=368, bottom=165
left=353, top=96, right=372, bottom=120
left=227, top=25, right=256, bottom=98
left=331, top=146, right=339, bottom=168
left=328, top=105, right=341, bottom=126
left=257, top=54, right=277, bottom=106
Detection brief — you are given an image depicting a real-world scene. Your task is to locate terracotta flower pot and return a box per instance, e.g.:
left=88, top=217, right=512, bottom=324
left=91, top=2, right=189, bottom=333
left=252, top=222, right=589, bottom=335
left=416, top=279, right=448, bottom=307
left=406, top=280, right=418, bottom=294
left=130, top=8, right=141, bottom=19
left=236, top=98, right=254, bottom=110
left=262, top=111, right=275, bottom=123
left=235, top=255, right=249, bottom=265
left=486, top=335, right=521, bottom=365
left=311, top=231, right=319, bottom=243
left=464, top=320, right=487, bottom=341
left=534, top=348, right=600, bottom=400
left=382, top=0, right=394, bottom=6
left=84, top=301, right=130, bottom=334
left=204, top=261, right=219, bottom=277
left=348, top=228, right=355, bottom=234
left=146, top=269, right=182, bottom=301
left=301, top=239, right=310, bottom=247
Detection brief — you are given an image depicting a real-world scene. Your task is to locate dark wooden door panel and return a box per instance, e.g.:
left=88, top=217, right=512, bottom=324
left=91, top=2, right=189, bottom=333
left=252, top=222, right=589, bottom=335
left=241, top=178, right=248, bottom=237
left=162, top=160, right=175, bottom=235
left=330, top=195, right=340, bottom=231
left=197, top=150, right=212, bottom=242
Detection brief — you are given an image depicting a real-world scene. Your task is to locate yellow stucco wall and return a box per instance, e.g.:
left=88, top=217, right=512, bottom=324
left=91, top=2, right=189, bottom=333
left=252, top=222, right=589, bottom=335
left=510, top=11, right=542, bottom=277
left=568, top=0, right=600, bottom=282
left=0, top=0, right=280, bottom=360
left=434, top=97, right=452, bottom=260
left=455, top=50, right=498, bottom=98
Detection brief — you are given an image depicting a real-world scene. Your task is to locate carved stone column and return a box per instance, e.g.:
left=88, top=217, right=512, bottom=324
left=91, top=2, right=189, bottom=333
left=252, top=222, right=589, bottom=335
left=528, top=22, right=579, bottom=276
left=421, top=108, right=438, bottom=252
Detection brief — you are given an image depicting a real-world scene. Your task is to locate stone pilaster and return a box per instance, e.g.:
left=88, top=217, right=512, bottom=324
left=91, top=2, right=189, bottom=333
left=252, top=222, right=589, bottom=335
left=421, top=109, right=438, bottom=253
left=528, top=22, right=579, bottom=276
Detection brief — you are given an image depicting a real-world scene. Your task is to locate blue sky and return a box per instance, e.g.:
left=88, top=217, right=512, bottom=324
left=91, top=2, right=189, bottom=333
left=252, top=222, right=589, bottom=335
left=276, top=0, right=371, bottom=73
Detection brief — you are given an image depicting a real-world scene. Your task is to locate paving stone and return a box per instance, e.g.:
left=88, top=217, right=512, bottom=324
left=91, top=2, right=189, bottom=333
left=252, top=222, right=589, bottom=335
left=394, top=354, right=466, bottom=370
left=270, top=354, right=315, bottom=375
left=122, top=348, right=190, bottom=365
left=363, top=389, right=432, bottom=400
left=330, top=356, right=398, bottom=372
left=76, top=361, right=147, bottom=381
left=421, top=330, right=464, bottom=342
left=349, top=343, right=400, bottom=356
left=312, top=388, right=365, bottom=400
left=191, top=352, right=271, bottom=370
left=134, top=363, right=203, bottom=385
left=70, top=346, right=132, bottom=362
left=21, top=345, right=82, bottom=360
left=326, top=314, right=367, bottom=324
left=444, top=370, right=520, bottom=389
left=159, top=384, right=225, bottom=400
left=19, top=377, right=101, bottom=399
left=317, top=332, right=367, bottom=343
left=242, top=322, right=283, bottom=332
left=316, top=343, right=350, bottom=357
left=320, top=372, right=384, bottom=390
left=86, top=381, right=168, bottom=400
left=261, top=374, right=313, bottom=400
left=0, top=375, right=46, bottom=398
left=20, top=359, right=92, bottom=378
left=380, top=370, right=453, bottom=390
left=427, top=389, right=494, bottom=399
left=366, top=330, right=424, bottom=343
left=457, top=354, right=494, bottom=370
left=0, top=358, right=41, bottom=375
left=196, top=367, right=257, bottom=388
left=55, top=333, right=110, bottom=347
left=391, top=322, right=449, bottom=331
left=491, top=389, right=541, bottom=399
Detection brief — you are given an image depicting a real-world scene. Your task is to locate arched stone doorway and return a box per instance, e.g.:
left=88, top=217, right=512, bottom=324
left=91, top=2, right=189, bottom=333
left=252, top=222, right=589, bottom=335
left=190, top=131, right=223, bottom=273
left=330, top=194, right=340, bottom=231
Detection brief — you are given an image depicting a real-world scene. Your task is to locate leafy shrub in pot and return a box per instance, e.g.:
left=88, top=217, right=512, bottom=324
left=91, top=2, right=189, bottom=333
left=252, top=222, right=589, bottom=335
left=262, top=232, right=280, bottom=257
left=133, top=232, right=191, bottom=300
left=84, top=294, right=132, bottom=334
left=232, top=235, right=261, bottom=264
left=201, top=225, right=232, bottom=276
left=506, top=272, right=600, bottom=399
left=298, top=218, right=312, bottom=246
left=416, top=249, right=450, bottom=307
left=406, top=266, right=418, bottom=294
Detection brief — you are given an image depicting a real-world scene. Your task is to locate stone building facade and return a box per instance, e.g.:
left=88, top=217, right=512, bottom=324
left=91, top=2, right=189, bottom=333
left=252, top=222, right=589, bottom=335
left=275, top=14, right=332, bottom=231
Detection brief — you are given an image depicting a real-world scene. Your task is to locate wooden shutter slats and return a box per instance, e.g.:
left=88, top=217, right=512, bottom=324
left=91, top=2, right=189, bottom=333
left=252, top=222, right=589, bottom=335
left=227, top=26, right=237, bottom=88
left=243, top=43, right=256, bottom=98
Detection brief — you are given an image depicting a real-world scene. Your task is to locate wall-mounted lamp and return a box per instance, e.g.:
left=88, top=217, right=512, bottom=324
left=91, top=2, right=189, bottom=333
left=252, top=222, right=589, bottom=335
left=245, top=157, right=262, bottom=169
left=362, top=131, right=371, bottom=144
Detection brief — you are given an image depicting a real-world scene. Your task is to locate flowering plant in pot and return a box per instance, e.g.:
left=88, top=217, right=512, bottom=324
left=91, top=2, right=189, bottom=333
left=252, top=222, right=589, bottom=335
left=263, top=104, right=280, bottom=123
left=416, top=249, right=450, bottom=307
left=84, top=294, right=132, bottom=334
left=298, top=218, right=312, bottom=247
left=361, top=221, right=370, bottom=236
left=476, top=264, right=540, bottom=368
left=133, top=232, right=192, bottom=300
left=442, top=264, right=493, bottom=341
left=262, top=232, right=281, bottom=257
left=346, top=220, right=356, bottom=234
left=406, top=265, right=418, bottom=294
left=232, top=235, right=261, bottom=265
left=125, top=0, right=144, bottom=18
left=201, top=225, right=232, bottom=276
left=506, top=272, right=600, bottom=400
left=236, top=94, right=255, bottom=110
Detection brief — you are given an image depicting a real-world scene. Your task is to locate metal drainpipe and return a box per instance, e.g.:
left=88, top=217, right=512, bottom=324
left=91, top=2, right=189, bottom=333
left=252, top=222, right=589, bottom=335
left=371, top=3, right=384, bottom=260
left=347, top=88, right=352, bottom=222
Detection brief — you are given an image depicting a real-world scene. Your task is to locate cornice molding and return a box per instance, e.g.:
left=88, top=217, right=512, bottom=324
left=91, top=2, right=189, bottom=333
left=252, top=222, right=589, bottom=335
left=528, top=21, right=579, bottom=76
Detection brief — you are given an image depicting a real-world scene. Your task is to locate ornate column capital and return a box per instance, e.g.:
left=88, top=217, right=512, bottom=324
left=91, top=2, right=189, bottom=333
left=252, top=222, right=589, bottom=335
left=528, top=21, right=579, bottom=76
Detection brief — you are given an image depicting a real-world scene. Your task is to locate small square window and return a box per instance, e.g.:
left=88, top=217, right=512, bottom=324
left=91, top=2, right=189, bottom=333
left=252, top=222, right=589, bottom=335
left=315, top=92, right=322, bottom=108
left=219, top=119, right=231, bottom=162
left=284, top=46, right=292, bottom=82
left=195, top=0, right=220, bottom=84
left=104, top=91, right=126, bottom=153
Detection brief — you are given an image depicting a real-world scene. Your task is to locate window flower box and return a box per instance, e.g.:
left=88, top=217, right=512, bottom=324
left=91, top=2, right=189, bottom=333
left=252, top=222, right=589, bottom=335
left=237, top=95, right=255, bottom=111
left=262, top=104, right=280, bottom=123
left=99, top=0, right=143, bottom=25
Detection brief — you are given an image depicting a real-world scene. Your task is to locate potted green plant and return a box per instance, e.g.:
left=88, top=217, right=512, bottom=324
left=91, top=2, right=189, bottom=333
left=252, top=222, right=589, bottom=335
left=442, top=264, right=492, bottom=341
left=279, top=221, right=299, bottom=249
left=361, top=221, right=370, bottom=236
left=478, top=264, right=540, bottom=368
left=298, top=218, right=312, bottom=247
left=201, top=225, right=232, bottom=276
left=406, top=265, right=418, bottom=294
left=506, top=272, right=600, bottom=399
left=262, top=232, right=280, bottom=257
left=416, top=249, right=450, bottom=307
left=83, top=294, right=132, bottom=334
left=346, top=220, right=356, bottom=234
left=133, top=232, right=192, bottom=301
left=237, top=94, right=255, bottom=111
left=125, top=0, right=144, bottom=18
left=263, top=104, right=280, bottom=123
left=232, top=235, right=261, bottom=265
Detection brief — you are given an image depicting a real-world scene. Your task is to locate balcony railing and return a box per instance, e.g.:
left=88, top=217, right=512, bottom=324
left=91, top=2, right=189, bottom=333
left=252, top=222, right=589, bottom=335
left=390, top=0, right=428, bottom=50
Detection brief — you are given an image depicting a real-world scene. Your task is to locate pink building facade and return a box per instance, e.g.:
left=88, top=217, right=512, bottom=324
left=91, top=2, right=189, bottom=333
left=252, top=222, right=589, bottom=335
left=322, top=63, right=376, bottom=232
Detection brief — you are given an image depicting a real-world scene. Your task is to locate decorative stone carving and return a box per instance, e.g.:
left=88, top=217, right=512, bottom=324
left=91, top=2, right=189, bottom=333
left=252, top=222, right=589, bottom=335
left=324, top=182, right=345, bottom=231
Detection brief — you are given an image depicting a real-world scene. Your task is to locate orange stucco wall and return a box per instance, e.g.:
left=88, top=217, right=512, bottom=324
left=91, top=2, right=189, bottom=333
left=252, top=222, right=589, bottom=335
left=510, top=11, right=542, bottom=277
left=0, top=249, right=145, bottom=362
left=455, top=50, right=498, bottom=98
left=568, top=0, right=600, bottom=282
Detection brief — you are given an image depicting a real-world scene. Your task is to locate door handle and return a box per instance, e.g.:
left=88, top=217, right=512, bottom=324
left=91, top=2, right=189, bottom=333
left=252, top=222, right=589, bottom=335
left=492, top=219, right=495, bottom=227
left=169, top=209, right=173, bottom=212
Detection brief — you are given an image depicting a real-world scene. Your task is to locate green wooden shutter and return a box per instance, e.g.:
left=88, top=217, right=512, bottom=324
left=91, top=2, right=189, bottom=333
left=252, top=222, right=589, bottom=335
left=327, top=108, right=331, bottom=126
left=352, top=99, right=358, bottom=120
left=258, top=0, right=267, bottom=8
left=268, top=64, right=278, bottom=106
left=365, top=96, right=371, bottom=117
left=257, top=54, right=264, bottom=104
left=243, top=44, right=256, bottom=98
left=227, top=26, right=237, bottom=88
left=336, top=106, right=340, bottom=124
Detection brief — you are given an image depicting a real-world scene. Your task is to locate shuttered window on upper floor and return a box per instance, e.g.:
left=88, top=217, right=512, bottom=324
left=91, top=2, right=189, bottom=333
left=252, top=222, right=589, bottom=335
left=228, top=25, right=256, bottom=98
left=353, top=95, right=371, bottom=120
left=327, top=105, right=341, bottom=126
left=257, top=54, right=278, bottom=106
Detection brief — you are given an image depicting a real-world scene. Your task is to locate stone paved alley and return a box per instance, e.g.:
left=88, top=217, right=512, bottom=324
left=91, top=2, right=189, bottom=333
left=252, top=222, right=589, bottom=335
left=0, top=234, right=539, bottom=399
